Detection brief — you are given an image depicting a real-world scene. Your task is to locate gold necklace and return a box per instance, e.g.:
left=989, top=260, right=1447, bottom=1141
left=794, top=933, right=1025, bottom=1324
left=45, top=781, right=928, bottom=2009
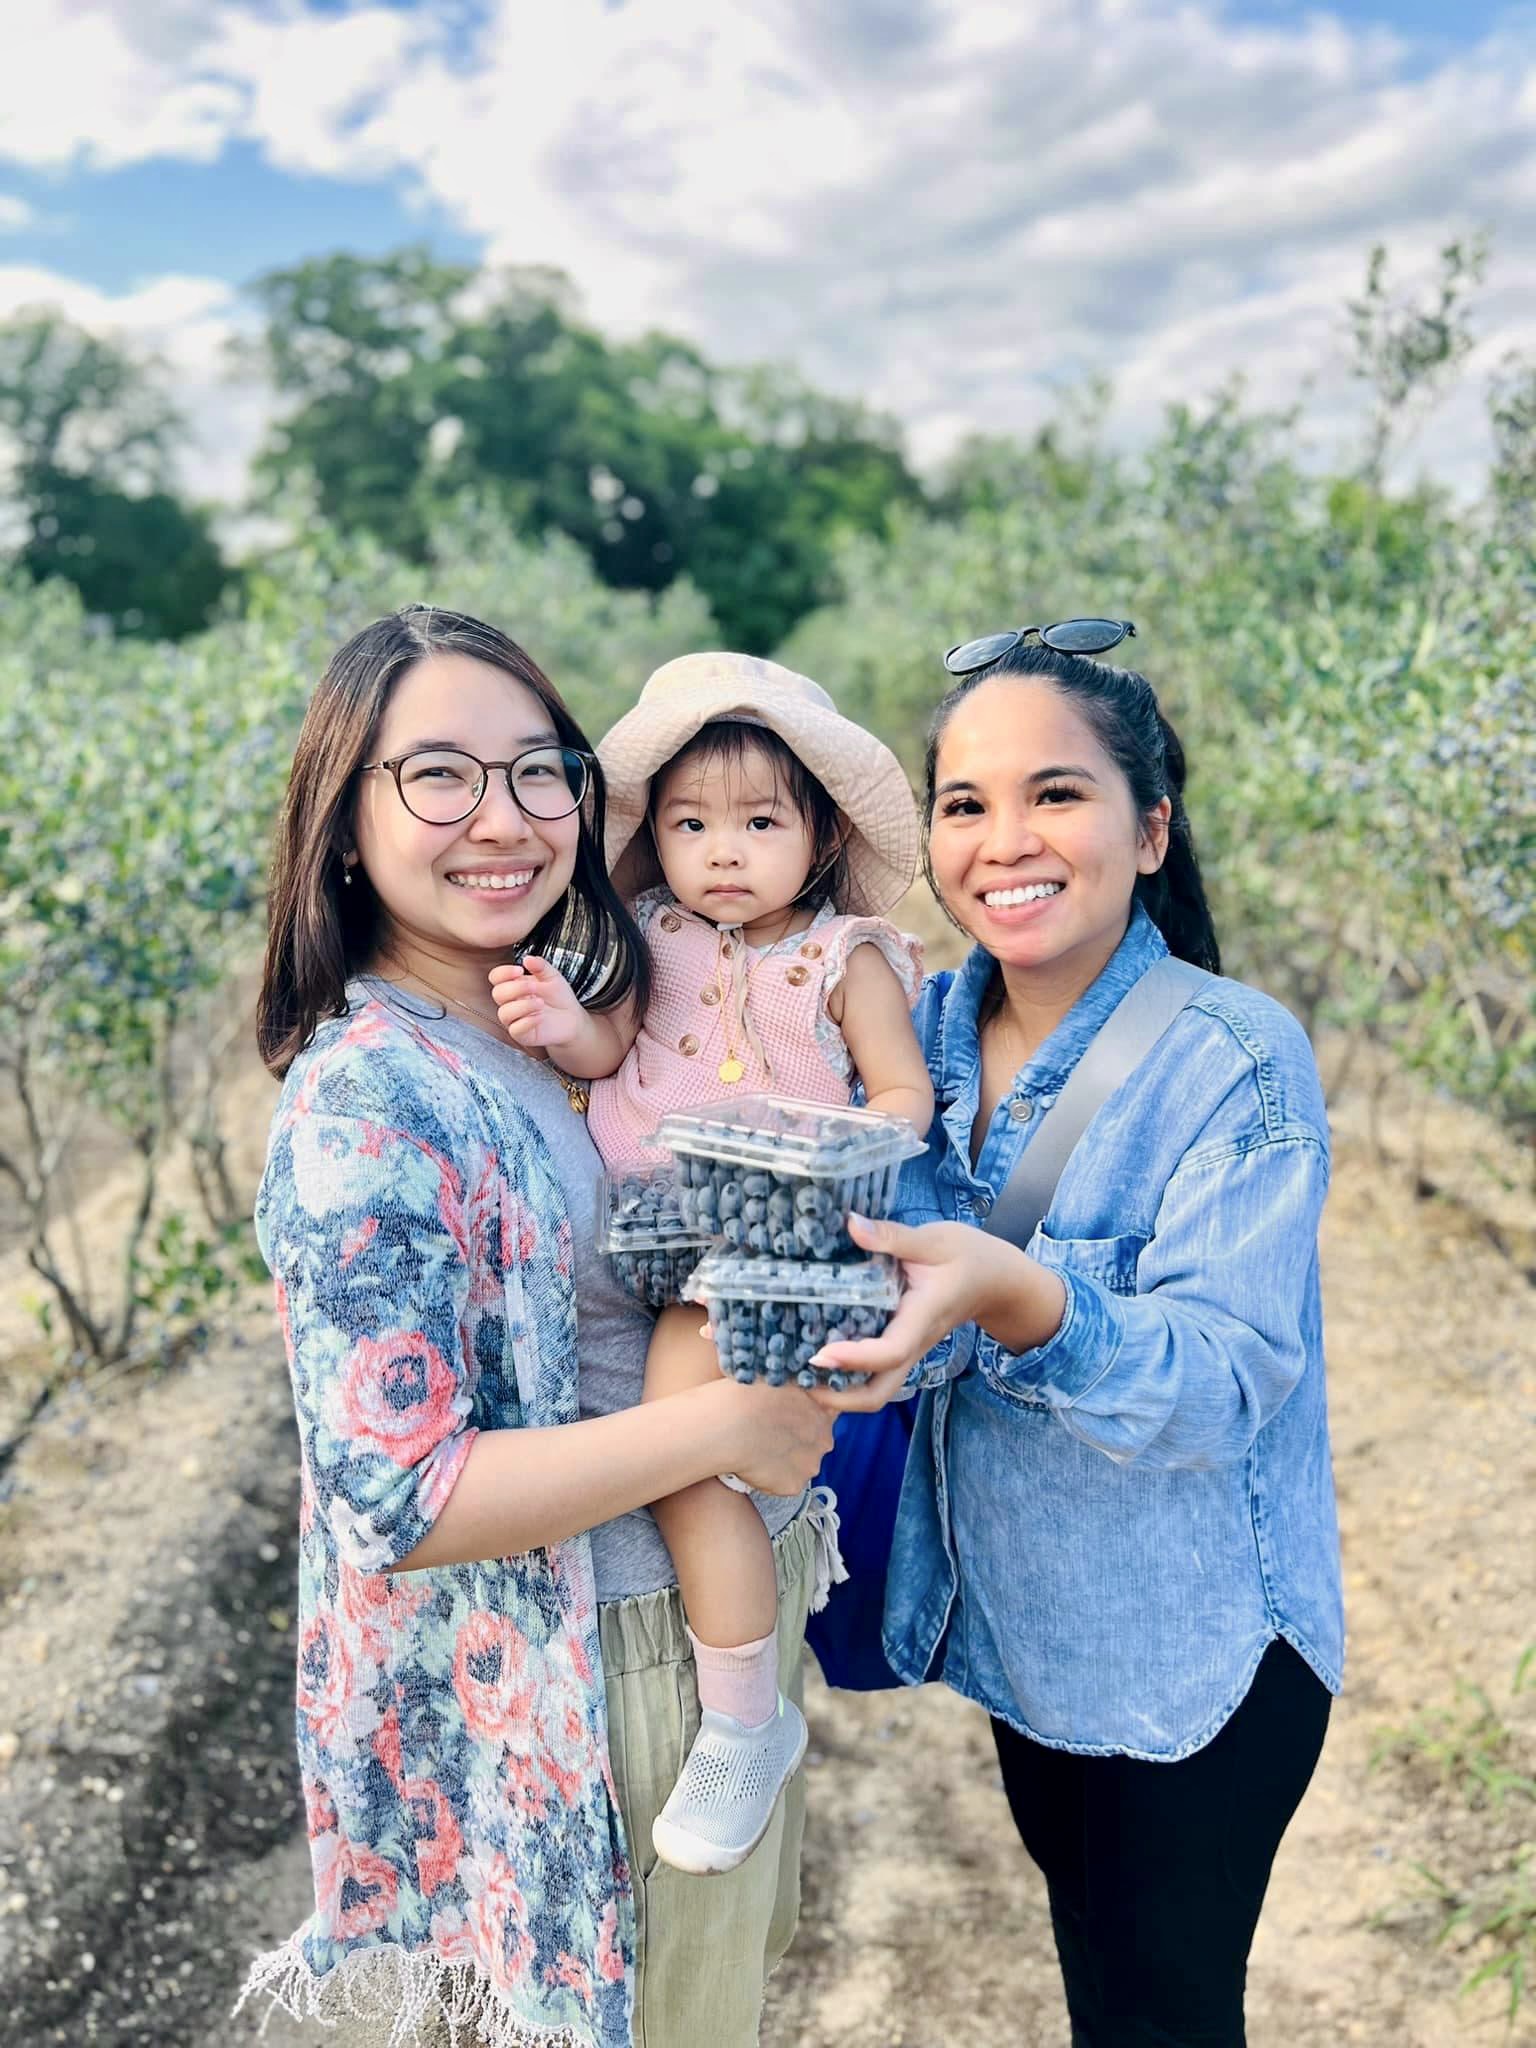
left=713, top=926, right=782, bottom=1086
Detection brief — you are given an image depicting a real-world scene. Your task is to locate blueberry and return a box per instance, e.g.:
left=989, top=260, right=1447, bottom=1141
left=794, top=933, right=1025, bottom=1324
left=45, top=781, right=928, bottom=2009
left=719, top=1182, right=743, bottom=1220
left=723, top=1217, right=745, bottom=1246
left=743, top=1173, right=770, bottom=1197
left=796, top=1368, right=818, bottom=1388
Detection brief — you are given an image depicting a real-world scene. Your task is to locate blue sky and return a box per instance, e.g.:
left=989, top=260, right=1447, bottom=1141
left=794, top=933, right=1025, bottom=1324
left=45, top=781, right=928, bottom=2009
left=1, top=0, right=1533, bottom=501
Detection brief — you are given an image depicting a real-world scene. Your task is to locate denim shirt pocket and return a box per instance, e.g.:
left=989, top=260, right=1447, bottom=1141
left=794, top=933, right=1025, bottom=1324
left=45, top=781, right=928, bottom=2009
left=1026, top=1225, right=1146, bottom=1296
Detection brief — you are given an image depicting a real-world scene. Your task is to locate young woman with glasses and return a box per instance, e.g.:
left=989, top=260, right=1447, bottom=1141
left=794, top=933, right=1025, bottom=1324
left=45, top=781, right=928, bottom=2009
left=239, top=606, right=833, bottom=2048
left=811, top=623, right=1343, bottom=2048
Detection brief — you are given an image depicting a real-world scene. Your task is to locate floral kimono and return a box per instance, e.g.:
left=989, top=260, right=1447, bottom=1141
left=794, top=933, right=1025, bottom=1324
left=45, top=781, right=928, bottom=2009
left=235, top=998, right=633, bottom=2048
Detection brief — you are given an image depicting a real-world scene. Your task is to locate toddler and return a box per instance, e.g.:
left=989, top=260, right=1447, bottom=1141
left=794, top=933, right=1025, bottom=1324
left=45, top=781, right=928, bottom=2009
left=489, top=653, right=932, bottom=1875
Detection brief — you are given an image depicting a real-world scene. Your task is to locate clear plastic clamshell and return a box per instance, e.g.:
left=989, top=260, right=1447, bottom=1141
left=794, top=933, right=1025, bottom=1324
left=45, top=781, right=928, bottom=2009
left=653, top=1096, right=926, bottom=1261
left=684, top=1249, right=901, bottom=1389
left=597, top=1163, right=717, bottom=1309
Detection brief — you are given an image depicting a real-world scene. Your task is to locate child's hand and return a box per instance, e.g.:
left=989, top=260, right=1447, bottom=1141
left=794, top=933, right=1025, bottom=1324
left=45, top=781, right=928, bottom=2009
left=488, top=956, right=587, bottom=1051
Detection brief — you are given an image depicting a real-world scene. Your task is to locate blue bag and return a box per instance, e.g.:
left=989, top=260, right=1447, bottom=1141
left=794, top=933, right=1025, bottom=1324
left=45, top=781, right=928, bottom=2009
left=803, top=1399, right=917, bottom=1691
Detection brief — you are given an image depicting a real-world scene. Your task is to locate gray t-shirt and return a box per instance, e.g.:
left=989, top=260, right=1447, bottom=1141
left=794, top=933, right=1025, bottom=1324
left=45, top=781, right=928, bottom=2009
left=353, top=980, right=800, bottom=1599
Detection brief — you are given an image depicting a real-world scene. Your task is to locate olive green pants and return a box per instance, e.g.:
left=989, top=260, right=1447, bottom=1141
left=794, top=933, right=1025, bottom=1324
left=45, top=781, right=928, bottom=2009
left=598, top=1506, right=816, bottom=2048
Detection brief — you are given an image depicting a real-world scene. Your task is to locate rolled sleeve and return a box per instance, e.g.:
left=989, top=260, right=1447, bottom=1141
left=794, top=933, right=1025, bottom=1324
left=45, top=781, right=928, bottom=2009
left=975, top=1135, right=1330, bottom=1470
left=976, top=1267, right=1118, bottom=1407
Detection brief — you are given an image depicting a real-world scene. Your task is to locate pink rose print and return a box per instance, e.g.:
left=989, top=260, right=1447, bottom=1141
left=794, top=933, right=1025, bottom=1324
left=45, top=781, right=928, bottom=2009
left=548, top=1953, right=593, bottom=2004
left=428, top=1904, right=478, bottom=1965
left=460, top=1851, right=533, bottom=1992
left=596, top=1899, right=626, bottom=1984
left=503, top=1753, right=548, bottom=1824
left=374, top=1702, right=404, bottom=1790
left=314, top=1832, right=399, bottom=1941
left=334, top=1329, right=460, bottom=1468
left=406, top=1777, right=464, bottom=1896
left=297, top=1618, right=357, bottom=1752
left=340, top=1006, right=394, bottom=1055
left=338, top=1217, right=379, bottom=1268
left=501, top=1192, right=539, bottom=1267
left=338, top=1562, right=394, bottom=1662
left=452, top=1612, right=535, bottom=1743
left=304, top=1779, right=338, bottom=1839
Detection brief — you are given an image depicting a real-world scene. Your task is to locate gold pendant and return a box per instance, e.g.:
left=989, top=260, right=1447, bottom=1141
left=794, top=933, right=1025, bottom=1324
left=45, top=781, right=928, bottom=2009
left=718, top=1056, right=746, bottom=1084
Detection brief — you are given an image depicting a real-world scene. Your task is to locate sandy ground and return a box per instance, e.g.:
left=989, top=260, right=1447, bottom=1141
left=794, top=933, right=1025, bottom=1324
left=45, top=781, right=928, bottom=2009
left=1, top=938, right=1532, bottom=2045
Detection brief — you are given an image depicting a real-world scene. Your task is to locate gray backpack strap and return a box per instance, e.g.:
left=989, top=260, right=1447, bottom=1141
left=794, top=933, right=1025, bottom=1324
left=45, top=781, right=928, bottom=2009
left=983, top=956, right=1211, bottom=1252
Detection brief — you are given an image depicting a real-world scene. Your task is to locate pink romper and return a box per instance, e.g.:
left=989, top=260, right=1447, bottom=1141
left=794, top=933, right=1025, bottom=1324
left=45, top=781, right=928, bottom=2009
left=587, top=891, right=923, bottom=1169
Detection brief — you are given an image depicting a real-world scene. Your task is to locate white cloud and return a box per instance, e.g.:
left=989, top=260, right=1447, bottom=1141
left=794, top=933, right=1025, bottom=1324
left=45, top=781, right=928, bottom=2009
left=0, top=197, right=35, bottom=232
left=1, top=0, right=1533, bottom=497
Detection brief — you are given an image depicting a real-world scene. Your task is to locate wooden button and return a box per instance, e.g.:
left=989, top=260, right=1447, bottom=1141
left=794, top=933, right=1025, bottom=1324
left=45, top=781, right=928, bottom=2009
left=720, top=941, right=734, bottom=959
left=799, top=941, right=822, bottom=959
left=659, top=912, right=682, bottom=932
left=679, top=1034, right=700, bottom=1056
left=785, top=964, right=810, bottom=987
left=701, top=986, right=721, bottom=1005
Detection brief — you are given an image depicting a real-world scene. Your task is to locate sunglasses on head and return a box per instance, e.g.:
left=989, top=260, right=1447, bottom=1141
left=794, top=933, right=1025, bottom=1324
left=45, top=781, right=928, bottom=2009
left=943, top=617, right=1136, bottom=677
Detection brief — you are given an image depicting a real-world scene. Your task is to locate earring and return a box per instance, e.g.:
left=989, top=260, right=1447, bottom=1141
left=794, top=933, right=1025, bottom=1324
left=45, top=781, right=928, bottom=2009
left=342, top=854, right=357, bottom=886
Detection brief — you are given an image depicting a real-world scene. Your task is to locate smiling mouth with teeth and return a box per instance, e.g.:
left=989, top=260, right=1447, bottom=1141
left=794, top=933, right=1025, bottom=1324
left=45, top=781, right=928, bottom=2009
left=446, top=869, right=537, bottom=892
left=982, top=881, right=1066, bottom=907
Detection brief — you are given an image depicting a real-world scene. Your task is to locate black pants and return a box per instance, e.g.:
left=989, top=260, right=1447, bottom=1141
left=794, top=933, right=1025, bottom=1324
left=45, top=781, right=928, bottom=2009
left=991, top=1639, right=1330, bottom=2048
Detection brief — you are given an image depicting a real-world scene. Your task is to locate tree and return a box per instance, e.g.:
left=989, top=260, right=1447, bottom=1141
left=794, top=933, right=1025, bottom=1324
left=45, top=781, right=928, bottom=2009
left=0, top=309, right=229, bottom=637
left=244, top=249, right=921, bottom=650
left=1347, top=237, right=1489, bottom=489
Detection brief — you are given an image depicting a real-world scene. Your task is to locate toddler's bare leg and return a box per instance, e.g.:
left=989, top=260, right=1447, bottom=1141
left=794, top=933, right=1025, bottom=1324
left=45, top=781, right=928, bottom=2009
left=643, top=1301, right=777, bottom=1645
left=644, top=1302, right=809, bottom=1875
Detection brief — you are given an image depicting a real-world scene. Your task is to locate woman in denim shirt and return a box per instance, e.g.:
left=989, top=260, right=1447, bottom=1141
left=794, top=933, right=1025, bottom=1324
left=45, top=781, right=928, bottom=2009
left=814, top=635, right=1343, bottom=2047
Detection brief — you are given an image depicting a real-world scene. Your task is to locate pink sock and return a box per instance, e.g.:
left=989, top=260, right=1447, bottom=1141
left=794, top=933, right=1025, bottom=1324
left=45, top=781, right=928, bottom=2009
left=688, top=1626, right=779, bottom=1728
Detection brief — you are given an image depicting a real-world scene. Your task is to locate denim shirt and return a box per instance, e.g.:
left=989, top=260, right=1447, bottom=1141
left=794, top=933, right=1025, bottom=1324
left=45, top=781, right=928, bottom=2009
left=885, top=908, right=1344, bottom=1760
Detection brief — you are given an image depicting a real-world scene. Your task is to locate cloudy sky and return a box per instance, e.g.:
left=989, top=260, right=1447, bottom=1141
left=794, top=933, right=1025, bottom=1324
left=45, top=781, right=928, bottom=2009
left=2, top=0, right=1534, bottom=506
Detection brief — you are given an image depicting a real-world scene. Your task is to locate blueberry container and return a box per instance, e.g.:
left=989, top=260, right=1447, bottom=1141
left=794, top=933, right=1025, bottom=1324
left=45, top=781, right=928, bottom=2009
left=597, top=1164, right=718, bottom=1309
left=684, top=1249, right=900, bottom=1390
left=653, top=1095, right=926, bottom=1261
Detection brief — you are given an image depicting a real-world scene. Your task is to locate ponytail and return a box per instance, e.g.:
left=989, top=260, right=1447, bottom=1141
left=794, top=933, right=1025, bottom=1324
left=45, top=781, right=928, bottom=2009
left=1134, top=711, right=1221, bottom=974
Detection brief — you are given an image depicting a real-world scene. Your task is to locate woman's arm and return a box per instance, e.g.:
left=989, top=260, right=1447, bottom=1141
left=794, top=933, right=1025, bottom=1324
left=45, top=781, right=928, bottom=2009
left=812, top=1134, right=1328, bottom=1471
left=833, top=943, right=934, bottom=1133
left=394, top=1380, right=824, bottom=1569
left=267, top=1099, right=830, bottom=1578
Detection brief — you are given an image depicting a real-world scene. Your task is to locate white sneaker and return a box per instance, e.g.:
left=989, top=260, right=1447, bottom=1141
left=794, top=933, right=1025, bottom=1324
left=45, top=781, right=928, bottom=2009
left=651, top=1696, right=808, bottom=1877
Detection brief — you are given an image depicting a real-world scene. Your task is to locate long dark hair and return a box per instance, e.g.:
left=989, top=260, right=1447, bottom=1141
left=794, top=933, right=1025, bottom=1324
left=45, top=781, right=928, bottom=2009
left=647, top=720, right=853, bottom=915
left=922, top=642, right=1222, bottom=973
left=257, top=605, right=649, bottom=1075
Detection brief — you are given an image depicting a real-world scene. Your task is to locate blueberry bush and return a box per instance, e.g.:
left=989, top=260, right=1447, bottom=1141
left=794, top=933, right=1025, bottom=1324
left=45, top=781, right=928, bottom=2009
left=1, top=505, right=716, bottom=1364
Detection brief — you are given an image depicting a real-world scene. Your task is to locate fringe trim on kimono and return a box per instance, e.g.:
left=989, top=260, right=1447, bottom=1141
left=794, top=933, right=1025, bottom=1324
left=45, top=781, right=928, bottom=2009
left=233, top=1938, right=618, bottom=2048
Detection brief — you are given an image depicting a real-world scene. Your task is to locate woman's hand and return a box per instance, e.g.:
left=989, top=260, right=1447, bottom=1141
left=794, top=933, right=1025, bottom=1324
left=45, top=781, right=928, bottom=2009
left=805, top=1211, right=1066, bottom=1408
left=716, top=1380, right=837, bottom=1496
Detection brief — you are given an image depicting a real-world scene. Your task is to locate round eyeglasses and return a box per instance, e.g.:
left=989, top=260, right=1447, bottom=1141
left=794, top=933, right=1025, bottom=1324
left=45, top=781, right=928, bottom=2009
left=943, top=617, right=1136, bottom=676
left=360, top=744, right=594, bottom=825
